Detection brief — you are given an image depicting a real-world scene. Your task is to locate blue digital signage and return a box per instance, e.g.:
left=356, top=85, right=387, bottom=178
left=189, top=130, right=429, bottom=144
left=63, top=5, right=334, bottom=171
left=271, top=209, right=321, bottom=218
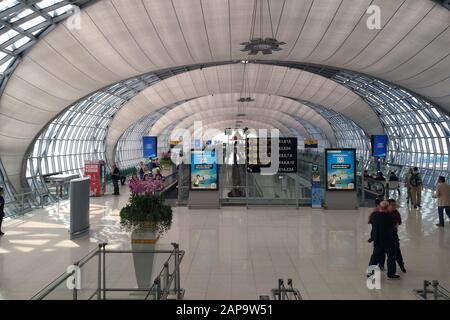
left=190, top=150, right=218, bottom=190
left=371, top=135, right=388, bottom=157
left=143, top=136, right=157, bottom=158
left=325, top=149, right=356, bottom=191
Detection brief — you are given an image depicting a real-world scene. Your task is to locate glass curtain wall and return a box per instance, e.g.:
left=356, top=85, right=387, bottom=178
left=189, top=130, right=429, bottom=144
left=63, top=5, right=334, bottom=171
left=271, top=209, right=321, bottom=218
left=25, top=74, right=161, bottom=193
left=333, top=72, right=450, bottom=187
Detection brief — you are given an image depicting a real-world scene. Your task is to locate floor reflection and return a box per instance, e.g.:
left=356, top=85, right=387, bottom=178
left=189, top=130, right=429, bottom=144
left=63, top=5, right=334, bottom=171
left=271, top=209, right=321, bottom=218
left=0, top=185, right=449, bottom=300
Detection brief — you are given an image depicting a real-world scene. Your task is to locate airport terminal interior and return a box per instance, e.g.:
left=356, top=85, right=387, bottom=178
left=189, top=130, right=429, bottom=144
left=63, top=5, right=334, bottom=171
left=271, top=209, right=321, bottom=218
left=0, top=0, right=450, bottom=301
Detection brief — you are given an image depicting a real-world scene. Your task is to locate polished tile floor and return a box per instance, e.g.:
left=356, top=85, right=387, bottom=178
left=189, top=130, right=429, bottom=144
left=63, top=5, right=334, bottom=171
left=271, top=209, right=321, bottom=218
left=1, top=184, right=449, bottom=300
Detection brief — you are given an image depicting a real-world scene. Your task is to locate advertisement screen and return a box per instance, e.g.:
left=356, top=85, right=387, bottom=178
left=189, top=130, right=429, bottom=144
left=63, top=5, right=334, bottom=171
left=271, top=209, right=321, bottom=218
left=371, top=135, right=388, bottom=157
left=325, top=149, right=356, bottom=191
left=143, top=136, right=157, bottom=158
left=190, top=150, right=218, bottom=190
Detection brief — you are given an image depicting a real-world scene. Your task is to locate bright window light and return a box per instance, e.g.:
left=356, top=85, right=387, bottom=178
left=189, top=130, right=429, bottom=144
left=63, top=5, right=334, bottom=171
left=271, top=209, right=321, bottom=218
left=19, top=16, right=47, bottom=30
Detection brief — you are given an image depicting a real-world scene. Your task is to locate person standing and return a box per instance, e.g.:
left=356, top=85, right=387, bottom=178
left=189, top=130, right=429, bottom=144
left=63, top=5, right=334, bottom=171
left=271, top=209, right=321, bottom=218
left=112, top=164, right=121, bottom=196
left=405, top=167, right=414, bottom=205
left=409, top=167, right=423, bottom=209
left=367, top=198, right=383, bottom=244
left=0, top=187, right=5, bottom=236
left=388, top=171, right=400, bottom=196
left=379, top=199, right=406, bottom=273
left=139, top=162, right=146, bottom=180
left=435, top=176, right=450, bottom=227
left=368, top=201, right=400, bottom=279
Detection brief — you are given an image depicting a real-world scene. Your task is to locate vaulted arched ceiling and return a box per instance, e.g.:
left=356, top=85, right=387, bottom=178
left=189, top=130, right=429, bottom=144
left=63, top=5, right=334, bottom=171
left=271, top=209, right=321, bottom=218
left=1, top=0, right=449, bottom=190
left=166, top=107, right=308, bottom=138
left=188, top=120, right=294, bottom=138
left=106, top=63, right=379, bottom=162
left=148, top=93, right=336, bottom=144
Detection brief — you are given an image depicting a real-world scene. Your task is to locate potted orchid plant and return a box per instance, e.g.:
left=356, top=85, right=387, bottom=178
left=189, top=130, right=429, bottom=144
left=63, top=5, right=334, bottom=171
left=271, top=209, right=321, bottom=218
left=120, top=179, right=172, bottom=233
left=119, top=178, right=172, bottom=289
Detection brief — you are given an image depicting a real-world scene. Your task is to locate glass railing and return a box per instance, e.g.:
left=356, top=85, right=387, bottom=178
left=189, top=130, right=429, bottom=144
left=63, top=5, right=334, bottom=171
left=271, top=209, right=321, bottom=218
left=31, top=243, right=185, bottom=300
left=4, top=190, right=51, bottom=218
left=176, top=163, right=312, bottom=206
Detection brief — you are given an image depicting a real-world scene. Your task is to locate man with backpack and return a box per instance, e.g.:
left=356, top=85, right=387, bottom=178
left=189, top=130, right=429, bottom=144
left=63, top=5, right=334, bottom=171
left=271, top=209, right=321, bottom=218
left=409, top=167, right=423, bottom=209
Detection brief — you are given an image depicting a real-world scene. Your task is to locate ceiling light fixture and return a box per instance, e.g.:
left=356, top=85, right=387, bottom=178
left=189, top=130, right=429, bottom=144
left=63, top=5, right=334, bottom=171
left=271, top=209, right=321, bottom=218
left=237, top=62, right=254, bottom=103
left=240, top=0, right=286, bottom=55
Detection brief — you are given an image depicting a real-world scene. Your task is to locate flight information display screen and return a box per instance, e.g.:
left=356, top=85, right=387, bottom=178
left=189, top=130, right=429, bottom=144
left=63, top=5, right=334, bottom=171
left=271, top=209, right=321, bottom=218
left=325, top=149, right=356, bottom=191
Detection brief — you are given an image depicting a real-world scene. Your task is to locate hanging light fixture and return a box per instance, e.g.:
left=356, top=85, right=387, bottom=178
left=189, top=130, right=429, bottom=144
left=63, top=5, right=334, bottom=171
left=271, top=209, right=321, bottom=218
left=237, top=62, right=254, bottom=103
left=240, top=0, right=286, bottom=55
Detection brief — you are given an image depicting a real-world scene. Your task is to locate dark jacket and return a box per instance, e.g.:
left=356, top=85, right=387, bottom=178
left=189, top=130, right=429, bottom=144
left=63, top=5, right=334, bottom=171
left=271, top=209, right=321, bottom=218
left=0, top=195, right=5, bottom=218
left=112, top=168, right=121, bottom=181
left=371, top=211, right=396, bottom=247
left=390, top=209, right=401, bottom=226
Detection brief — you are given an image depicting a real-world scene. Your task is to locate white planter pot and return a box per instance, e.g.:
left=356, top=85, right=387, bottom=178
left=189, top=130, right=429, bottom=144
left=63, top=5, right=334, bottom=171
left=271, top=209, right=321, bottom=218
left=131, top=227, right=160, bottom=289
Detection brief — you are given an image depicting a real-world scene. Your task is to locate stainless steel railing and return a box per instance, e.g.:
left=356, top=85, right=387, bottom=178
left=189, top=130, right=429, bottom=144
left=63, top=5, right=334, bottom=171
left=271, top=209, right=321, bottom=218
left=31, top=242, right=185, bottom=300
left=259, top=279, right=302, bottom=300
left=414, top=280, right=450, bottom=300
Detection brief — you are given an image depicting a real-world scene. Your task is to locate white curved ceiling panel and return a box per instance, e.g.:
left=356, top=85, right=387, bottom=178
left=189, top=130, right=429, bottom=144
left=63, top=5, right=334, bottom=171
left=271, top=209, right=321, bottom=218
left=87, top=1, right=157, bottom=73
left=0, top=0, right=449, bottom=190
left=159, top=107, right=309, bottom=139
left=105, top=63, right=380, bottom=163
left=180, top=115, right=295, bottom=138
left=42, top=24, right=121, bottom=84
left=361, top=5, right=450, bottom=76
left=148, top=93, right=336, bottom=144
left=68, top=8, right=139, bottom=78
left=188, top=120, right=290, bottom=138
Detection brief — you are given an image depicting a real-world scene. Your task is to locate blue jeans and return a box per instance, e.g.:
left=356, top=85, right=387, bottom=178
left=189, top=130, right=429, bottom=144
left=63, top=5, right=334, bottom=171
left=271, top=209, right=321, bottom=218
left=438, top=206, right=450, bottom=225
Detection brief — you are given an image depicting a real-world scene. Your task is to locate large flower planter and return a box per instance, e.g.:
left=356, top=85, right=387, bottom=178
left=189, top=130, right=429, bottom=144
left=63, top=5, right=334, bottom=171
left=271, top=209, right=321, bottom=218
left=131, top=227, right=160, bottom=289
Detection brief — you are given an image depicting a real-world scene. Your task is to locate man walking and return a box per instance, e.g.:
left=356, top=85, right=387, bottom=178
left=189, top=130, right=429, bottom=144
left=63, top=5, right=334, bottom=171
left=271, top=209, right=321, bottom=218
left=112, top=164, right=121, bottom=196
left=368, top=201, right=400, bottom=279
left=435, top=176, right=450, bottom=227
left=0, top=187, right=5, bottom=236
left=409, top=167, right=423, bottom=209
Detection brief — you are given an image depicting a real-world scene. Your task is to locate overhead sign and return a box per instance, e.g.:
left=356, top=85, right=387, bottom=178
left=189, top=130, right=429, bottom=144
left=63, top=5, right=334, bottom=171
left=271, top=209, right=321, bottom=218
left=246, top=137, right=297, bottom=173
left=190, top=150, right=218, bottom=190
left=305, top=138, right=318, bottom=149
left=143, top=136, right=157, bottom=158
left=325, top=149, right=356, bottom=191
left=371, top=135, right=388, bottom=157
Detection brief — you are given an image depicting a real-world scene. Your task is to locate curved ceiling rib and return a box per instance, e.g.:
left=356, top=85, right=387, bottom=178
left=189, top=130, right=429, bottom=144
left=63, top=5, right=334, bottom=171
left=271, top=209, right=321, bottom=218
left=148, top=93, right=336, bottom=144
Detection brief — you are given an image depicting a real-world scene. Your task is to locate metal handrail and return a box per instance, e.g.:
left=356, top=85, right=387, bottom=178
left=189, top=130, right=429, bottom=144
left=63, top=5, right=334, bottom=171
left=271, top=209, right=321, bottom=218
left=270, top=279, right=302, bottom=300
left=31, top=242, right=185, bottom=300
left=31, top=245, right=100, bottom=300
left=414, top=280, right=450, bottom=300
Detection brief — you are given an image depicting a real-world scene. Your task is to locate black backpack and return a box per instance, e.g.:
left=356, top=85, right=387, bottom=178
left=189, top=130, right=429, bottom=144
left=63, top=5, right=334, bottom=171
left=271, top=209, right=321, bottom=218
left=410, top=173, right=422, bottom=187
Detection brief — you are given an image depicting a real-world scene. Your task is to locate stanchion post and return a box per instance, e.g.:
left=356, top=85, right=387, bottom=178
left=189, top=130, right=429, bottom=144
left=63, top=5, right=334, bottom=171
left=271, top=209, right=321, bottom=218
left=172, top=242, right=181, bottom=300
left=97, top=244, right=102, bottom=300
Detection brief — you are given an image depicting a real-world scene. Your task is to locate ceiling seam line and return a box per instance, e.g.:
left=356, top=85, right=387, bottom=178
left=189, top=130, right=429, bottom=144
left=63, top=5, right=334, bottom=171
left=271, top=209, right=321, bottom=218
left=303, top=0, right=344, bottom=61
left=84, top=10, right=141, bottom=74
left=358, top=3, right=438, bottom=71
left=109, top=0, right=158, bottom=68
left=340, top=0, right=408, bottom=67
